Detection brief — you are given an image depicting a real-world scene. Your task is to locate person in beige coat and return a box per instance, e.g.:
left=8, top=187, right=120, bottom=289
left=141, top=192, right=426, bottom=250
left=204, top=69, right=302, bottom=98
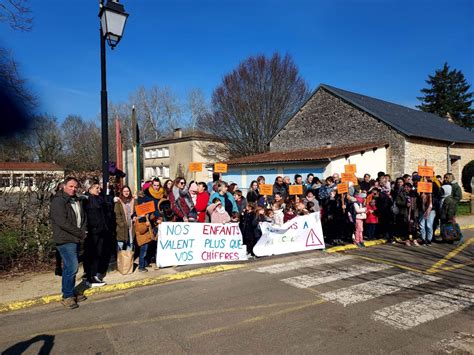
left=114, top=185, right=135, bottom=251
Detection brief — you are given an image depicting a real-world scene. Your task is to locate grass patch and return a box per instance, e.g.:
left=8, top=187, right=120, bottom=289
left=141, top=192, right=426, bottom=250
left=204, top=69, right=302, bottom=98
left=457, top=201, right=471, bottom=215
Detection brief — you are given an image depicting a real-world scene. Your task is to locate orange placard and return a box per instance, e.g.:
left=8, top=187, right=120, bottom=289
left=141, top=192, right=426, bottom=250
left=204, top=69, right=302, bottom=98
left=417, top=181, right=433, bottom=193
left=259, top=184, right=273, bottom=196
left=289, top=185, right=303, bottom=195
left=337, top=182, right=349, bottom=194
left=214, top=163, right=228, bottom=173
left=418, top=165, right=434, bottom=177
left=135, top=201, right=155, bottom=216
left=189, top=162, right=202, bottom=172
left=344, top=164, right=357, bottom=174
left=341, top=173, right=355, bottom=183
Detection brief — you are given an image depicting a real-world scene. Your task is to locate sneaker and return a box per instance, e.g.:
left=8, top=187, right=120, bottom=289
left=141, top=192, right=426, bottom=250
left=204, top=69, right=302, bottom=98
left=75, top=293, right=87, bottom=303
left=360, top=242, right=366, bottom=247
left=405, top=240, right=411, bottom=246
left=86, top=280, right=106, bottom=288
left=95, top=273, right=105, bottom=282
left=138, top=268, right=148, bottom=273
left=413, top=240, right=420, bottom=247
left=426, top=241, right=432, bottom=247
left=93, top=275, right=106, bottom=284
left=61, top=297, right=78, bottom=309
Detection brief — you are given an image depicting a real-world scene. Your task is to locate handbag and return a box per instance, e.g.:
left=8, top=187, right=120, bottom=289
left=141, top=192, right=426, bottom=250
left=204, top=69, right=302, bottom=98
left=440, top=223, right=459, bottom=242
left=117, top=249, right=134, bottom=275
left=135, top=215, right=155, bottom=246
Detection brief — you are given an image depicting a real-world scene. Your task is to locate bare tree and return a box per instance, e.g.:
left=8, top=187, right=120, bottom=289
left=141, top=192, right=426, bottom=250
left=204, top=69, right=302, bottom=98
left=129, top=85, right=182, bottom=142
left=32, top=114, right=63, bottom=163
left=0, top=0, right=33, bottom=31
left=198, top=53, right=310, bottom=157
left=187, top=88, right=210, bottom=131
left=60, top=115, right=101, bottom=172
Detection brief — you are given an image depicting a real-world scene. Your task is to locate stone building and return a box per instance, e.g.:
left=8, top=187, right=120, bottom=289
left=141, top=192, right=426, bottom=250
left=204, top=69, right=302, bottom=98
left=0, top=162, right=64, bottom=192
left=226, top=84, right=474, bottom=188
left=142, top=128, right=227, bottom=183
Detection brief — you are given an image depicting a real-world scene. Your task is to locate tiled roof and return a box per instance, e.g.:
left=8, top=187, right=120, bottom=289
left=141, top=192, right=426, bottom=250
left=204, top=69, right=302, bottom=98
left=227, top=142, right=387, bottom=165
left=0, top=162, right=64, bottom=171
left=143, top=130, right=225, bottom=147
left=321, top=84, right=474, bottom=144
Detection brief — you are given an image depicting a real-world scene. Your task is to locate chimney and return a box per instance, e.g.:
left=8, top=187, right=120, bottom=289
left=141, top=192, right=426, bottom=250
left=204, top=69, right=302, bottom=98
left=326, top=142, right=332, bottom=149
left=174, top=128, right=182, bottom=139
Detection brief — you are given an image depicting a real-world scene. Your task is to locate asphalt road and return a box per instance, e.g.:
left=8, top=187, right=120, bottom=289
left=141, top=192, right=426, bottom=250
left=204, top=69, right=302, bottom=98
left=1, top=232, right=473, bottom=354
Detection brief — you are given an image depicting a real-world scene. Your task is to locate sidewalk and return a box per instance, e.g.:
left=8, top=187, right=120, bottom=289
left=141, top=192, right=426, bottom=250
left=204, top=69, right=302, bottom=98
left=1, top=215, right=473, bottom=312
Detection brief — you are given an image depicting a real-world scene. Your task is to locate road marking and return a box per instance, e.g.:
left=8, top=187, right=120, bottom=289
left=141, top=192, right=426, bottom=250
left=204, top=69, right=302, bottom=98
left=281, top=263, right=392, bottom=289
left=426, top=238, right=474, bottom=274
left=320, top=272, right=440, bottom=306
left=355, top=255, right=423, bottom=273
left=372, top=285, right=474, bottom=330
left=434, top=332, right=474, bottom=354
left=254, top=254, right=353, bottom=274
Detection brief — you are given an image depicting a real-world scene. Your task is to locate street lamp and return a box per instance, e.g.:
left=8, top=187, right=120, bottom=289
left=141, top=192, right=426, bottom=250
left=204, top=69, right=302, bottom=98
left=99, top=0, right=128, bottom=194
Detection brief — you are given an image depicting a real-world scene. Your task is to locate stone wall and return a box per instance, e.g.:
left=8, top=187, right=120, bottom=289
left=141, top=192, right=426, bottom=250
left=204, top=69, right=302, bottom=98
left=269, top=88, right=406, bottom=176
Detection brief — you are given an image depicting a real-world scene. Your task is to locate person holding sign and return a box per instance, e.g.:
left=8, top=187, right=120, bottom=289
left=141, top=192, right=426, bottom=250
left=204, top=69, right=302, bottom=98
left=134, top=190, right=159, bottom=272
left=415, top=187, right=435, bottom=246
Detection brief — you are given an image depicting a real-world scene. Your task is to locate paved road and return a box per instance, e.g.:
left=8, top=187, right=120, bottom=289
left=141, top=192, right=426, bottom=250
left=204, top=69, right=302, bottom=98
left=1, top=233, right=473, bottom=354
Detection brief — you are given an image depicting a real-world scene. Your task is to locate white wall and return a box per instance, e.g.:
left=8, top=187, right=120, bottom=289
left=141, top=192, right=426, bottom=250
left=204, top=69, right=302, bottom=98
left=324, top=147, right=387, bottom=178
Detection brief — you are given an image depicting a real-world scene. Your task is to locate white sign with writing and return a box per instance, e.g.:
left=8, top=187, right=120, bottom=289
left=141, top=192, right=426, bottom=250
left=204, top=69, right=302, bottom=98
left=253, top=213, right=325, bottom=257
left=157, top=222, right=248, bottom=267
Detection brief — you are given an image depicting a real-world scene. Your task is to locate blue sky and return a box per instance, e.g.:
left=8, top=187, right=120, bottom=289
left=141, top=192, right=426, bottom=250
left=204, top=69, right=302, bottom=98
left=1, top=0, right=473, bottom=122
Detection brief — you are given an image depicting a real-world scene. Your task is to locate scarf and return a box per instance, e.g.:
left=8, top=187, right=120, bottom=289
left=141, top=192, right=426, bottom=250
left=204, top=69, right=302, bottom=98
left=148, top=186, right=164, bottom=200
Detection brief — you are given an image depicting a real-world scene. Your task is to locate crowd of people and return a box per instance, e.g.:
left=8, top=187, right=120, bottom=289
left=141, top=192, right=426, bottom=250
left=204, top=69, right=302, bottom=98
left=50, top=170, right=464, bottom=309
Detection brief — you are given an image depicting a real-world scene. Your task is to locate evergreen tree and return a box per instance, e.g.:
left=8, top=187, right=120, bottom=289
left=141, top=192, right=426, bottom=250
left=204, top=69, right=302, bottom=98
left=417, top=63, right=474, bottom=129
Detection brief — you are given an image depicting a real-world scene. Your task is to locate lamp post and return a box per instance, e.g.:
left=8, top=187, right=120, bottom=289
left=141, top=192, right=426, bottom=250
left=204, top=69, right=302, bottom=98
left=99, top=0, right=128, bottom=193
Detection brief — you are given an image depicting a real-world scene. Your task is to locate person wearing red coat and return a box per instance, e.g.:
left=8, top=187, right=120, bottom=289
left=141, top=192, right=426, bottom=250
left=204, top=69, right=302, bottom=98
left=195, top=182, right=210, bottom=222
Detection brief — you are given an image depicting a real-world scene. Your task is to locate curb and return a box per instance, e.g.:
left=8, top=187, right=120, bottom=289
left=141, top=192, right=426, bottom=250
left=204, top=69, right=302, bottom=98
left=0, top=264, right=244, bottom=314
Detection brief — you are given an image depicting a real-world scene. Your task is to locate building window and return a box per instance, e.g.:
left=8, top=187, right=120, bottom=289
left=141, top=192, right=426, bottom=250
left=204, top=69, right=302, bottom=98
left=163, top=147, right=169, bottom=157
left=0, top=174, right=11, bottom=188
left=207, top=144, right=216, bottom=156
left=145, top=150, right=151, bottom=159
left=162, top=166, right=170, bottom=178
left=157, top=148, right=163, bottom=158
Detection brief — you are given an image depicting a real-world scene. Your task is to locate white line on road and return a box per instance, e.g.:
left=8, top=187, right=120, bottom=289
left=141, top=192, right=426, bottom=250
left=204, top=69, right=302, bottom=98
left=281, top=263, right=392, bottom=289
left=320, top=272, right=441, bottom=306
left=253, top=255, right=354, bottom=274
left=372, top=285, right=474, bottom=330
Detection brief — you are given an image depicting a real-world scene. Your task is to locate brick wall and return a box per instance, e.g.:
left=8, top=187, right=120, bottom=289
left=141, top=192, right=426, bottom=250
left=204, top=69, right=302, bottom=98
left=269, top=88, right=406, bottom=176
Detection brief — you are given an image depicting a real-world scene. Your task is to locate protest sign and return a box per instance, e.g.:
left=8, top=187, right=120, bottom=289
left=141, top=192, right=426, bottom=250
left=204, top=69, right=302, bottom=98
left=417, top=181, right=433, bottom=193
left=189, top=162, right=202, bottom=172
left=259, top=184, right=273, bottom=196
left=337, top=182, right=349, bottom=194
left=253, top=213, right=325, bottom=257
left=344, top=164, right=357, bottom=174
left=289, top=185, right=303, bottom=195
left=341, top=173, right=356, bottom=183
left=214, top=163, right=228, bottom=173
left=157, top=222, right=248, bottom=267
left=418, top=165, right=434, bottom=177
left=135, top=201, right=155, bottom=216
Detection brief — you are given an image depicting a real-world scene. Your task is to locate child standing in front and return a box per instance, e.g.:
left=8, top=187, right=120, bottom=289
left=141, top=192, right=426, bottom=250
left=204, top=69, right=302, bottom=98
left=353, top=193, right=367, bottom=247
left=365, top=199, right=378, bottom=240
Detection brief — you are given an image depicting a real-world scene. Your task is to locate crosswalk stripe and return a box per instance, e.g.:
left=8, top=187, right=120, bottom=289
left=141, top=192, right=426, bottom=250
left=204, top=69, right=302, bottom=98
left=320, top=272, right=441, bottom=306
left=281, top=263, right=392, bottom=289
left=254, top=255, right=354, bottom=274
left=372, top=285, right=474, bottom=330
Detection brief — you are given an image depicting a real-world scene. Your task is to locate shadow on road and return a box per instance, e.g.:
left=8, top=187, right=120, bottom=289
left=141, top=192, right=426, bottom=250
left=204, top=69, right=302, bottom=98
left=1, top=334, right=55, bottom=355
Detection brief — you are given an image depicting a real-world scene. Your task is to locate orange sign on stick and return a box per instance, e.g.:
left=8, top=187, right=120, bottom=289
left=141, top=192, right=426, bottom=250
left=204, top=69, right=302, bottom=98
left=418, top=165, right=434, bottom=177
left=259, top=184, right=273, bottom=196
left=417, top=181, right=433, bottom=193
left=341, top=173, right=355, bottom=183
left=344, top=164, right=357, bottom=174
left=214, top=163, right=228, bottom=173
left=135, top=201, right=155, bottom=216
left=337, top=182, right=349, bottom=194
left=289, top=185, right=303, bottom=195
left=189, top=162, right=202, bottom=172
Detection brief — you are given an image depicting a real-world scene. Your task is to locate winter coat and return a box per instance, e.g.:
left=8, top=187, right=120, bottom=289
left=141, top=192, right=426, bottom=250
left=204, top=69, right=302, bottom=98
left=207, top=203, right=231, bottom=224
left=208, top=191, right=238, bottom=215
left=450, top=181, right=462, bottom=203
left=50, top=190, right=87, bottom=245
left=272, top=209, right=284, bottom=226
left=365, top=204, right=378, bottom=224
left=114, top=199, right=135, bottom=242
left=272, top=183, right=288, bottom=201
left=83, top=193, right=109, bottom=235
left=169, top=186, right=195, bottom=220
left=354, top=202, right=367, bottom=220
left=195, top=191, right=210, bottom=223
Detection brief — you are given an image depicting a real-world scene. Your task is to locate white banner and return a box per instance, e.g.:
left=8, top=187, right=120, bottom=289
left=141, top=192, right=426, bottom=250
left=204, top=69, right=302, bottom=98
left=157, top=222, right=248, bottom=267
left=253, top=213, right=325, bottom=257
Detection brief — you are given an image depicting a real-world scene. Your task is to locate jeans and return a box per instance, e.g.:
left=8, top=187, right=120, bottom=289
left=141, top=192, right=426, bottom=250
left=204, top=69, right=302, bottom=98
left=419, top=210, right=436, bottom=242
left=56, top=243, right=79, bottom=299
left=139, top=243, right=149, bottom=269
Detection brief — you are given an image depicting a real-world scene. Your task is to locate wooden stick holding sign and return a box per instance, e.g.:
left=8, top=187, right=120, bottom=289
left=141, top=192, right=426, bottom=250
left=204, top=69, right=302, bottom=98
left=259, top=184, right=273, bottom=196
